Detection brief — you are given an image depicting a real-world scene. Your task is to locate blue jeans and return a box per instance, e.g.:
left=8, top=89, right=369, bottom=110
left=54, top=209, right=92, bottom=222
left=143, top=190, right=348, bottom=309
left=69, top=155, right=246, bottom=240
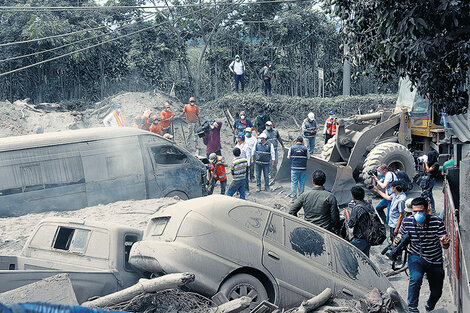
left=256, top=163, right=270, bottom=188
left=234, top=74, right=245, bottom=92
left=376, top=199, right=390, bottom=224
left=226, top=179, right=246, bottom=199
left=408, top=253, right=444, bottom=311
left=291, top=169, right=306, bottom=197
left=351, top=238, right=370, bottom=257
left=305, top=137, right=315, bottom=154
left=421, top=178, right=436, bottom=213
left=269, top=149, right=278, bottom=178
left=264, top=79, right=271, bottom=96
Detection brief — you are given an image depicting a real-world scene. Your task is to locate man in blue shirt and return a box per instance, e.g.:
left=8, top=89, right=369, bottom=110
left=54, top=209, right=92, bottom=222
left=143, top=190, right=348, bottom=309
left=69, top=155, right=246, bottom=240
left=287, top=136, right=310, bottom=201
left=395, top=197, right=450, bottom=312
left=373, top=180, right=406, bottom=239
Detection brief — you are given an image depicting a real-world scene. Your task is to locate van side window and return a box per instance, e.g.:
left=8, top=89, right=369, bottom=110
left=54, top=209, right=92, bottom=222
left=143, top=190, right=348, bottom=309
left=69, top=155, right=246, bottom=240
left=21, top=164, right=44, bottom=192
left=151, top=146, right=187, bottom=165
left=124, top=234, right=139, bottom=271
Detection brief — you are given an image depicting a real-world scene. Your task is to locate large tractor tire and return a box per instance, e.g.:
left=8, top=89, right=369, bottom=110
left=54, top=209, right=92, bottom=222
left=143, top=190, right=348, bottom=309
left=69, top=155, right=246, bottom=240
left=362, top=143, right=416, bottom=185
left=320, top=135, right=336, bottom=160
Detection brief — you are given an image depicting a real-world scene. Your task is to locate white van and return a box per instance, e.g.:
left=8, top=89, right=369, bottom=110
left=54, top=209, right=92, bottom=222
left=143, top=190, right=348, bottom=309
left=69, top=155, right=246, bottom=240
left=0, top=128, right=206, bottom=217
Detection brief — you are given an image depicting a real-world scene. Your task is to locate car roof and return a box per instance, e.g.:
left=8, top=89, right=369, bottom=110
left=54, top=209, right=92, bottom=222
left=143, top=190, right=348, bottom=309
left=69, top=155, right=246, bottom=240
left=0, top=127, right=170, bottom=152
left=36, top=217, right=142, bottom=235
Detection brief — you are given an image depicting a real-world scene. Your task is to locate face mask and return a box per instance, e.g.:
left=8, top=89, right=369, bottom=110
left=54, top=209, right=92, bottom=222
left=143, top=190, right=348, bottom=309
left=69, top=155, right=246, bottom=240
left=236, top=58, right=240, bottom=61
left=258, top=139, right=263, bottom=143
left=414, top=212, right=426, bottom=224
left=210, top=125, right=215, bottom=129
left=246, top=133, right=251, bottom=137
left=240, top=115, right=245, bottom=119
left=259, top=114, right=263, bottom=118
left=166, top=108, right=170, bottom=111
left=190, top=103, right=195, bottom=106
left=377, top=172, right=383, bottom=178
left=266, top=126, right=272, bottom=130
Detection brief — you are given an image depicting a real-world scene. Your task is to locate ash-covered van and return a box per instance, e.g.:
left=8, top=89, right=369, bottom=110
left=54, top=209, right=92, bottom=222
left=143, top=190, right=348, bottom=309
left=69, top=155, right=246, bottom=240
left=0, top=128, right=206, bottom=217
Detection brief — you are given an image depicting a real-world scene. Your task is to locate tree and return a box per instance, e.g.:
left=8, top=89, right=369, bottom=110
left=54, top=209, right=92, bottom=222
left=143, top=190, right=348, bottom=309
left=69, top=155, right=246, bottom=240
left=328, top=0, right=470, bottom=114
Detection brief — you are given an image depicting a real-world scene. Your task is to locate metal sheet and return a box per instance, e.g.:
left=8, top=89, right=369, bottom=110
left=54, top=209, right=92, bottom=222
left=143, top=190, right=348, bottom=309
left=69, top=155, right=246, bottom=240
left=276, top=149, right=356, bottom=205
left=447, top=113, right=470, bottom=143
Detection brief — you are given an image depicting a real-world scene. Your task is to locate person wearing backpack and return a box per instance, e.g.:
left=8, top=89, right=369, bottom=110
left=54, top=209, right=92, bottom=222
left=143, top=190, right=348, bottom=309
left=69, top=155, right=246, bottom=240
left=373, top=180, right=406, bottom=240
left=345, top=186, right=378, bottom=256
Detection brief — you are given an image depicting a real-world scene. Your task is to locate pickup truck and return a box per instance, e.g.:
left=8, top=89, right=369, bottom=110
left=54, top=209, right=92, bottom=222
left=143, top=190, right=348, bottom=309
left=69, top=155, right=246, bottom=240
left=0, top=218, right=143, bottom=304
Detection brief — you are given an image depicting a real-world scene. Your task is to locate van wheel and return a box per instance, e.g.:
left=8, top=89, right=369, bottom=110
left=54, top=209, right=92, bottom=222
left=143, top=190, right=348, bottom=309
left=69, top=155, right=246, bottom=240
left=165, top=191, right=189, bottom=200
left=219, top=274, right=268, bottom=310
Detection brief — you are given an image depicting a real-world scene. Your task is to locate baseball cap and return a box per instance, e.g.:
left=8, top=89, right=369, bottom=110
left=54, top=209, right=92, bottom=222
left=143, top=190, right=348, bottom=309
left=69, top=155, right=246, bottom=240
left=237, top=133, right=245, bottom=140
left=296, top=136, right=304, bottom=142
left=245, top=127, right=252, bottom=132
left=405, top=198, right=414, bottom=213
left=329, top=109, right=336, bottom=115
left=259, top=133, right=267, bottom=139
left=209, top=153, right=217, bottom=161
left=113, top=104, right=121, bottom=108
left=265, top=121, right=273, bottom=126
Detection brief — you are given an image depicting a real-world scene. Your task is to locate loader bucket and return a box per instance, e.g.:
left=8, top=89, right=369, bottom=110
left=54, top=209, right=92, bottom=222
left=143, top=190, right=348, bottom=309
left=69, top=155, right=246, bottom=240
left=276, top=148, right=356, bottom=205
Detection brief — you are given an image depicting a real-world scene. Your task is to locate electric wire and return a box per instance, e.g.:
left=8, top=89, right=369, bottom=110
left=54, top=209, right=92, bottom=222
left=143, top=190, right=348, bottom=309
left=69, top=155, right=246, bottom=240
left=0, top=6, right=208, bottom=77
left=0, top=0, right=312, bottom=11
left=0, top=13, right=157, bottom=63
left=0, top=12, right=156, bottom=47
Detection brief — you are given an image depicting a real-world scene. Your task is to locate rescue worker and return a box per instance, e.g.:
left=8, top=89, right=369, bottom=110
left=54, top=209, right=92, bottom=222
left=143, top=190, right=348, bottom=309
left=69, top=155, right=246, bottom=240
left=181, top=97, right=199, bottom=152
left=253, top=108, right=271, bottom=134
left=133, top=109, right=152, bottom=130
left=208, top=153, right=227, bottom=195
left=226, top=147, right=248, bottom=199
left=302, top=112, right=317, bottom=154
left=323, top=110, right=337, bottom=144
left=252, top=133, right=275, bottom=192
left=229, top=55, right=246, bottom=93
left=263, top=121, right=284, bottom=179
left=233, top=111, right=253, bottom=139
left=160, top=102, right=174, bottom=135
left=287, top=136, right=310, bottom=201
left=103, top=104, right=125, bottom=127
left=289, top=170, right=340, bottom=234
left=203, top=120, right=222, bottom=158
left=244, top=127, right=257, bottom=183
left=235, top=133, right=252, bottom=192
left=149, top=116, right=162, bottom=135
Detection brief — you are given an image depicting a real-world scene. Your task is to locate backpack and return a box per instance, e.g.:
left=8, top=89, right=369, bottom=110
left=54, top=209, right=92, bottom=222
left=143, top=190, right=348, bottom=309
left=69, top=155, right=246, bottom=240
left=357, top=203, right=387, bottom=246
left=394, top=170, right=413, bottom=192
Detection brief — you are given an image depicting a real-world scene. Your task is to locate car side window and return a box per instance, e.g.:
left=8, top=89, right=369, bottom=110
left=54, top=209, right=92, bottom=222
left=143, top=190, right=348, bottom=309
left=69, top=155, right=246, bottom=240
left=331, top=238, right=382, bottom=288
left=229, top=206, right=269, bottom=236
left=151, top=146, right=188, bottom=165
left=284, top=218, right=328, bottom=265
left=265, top=213, right=283, bottom=244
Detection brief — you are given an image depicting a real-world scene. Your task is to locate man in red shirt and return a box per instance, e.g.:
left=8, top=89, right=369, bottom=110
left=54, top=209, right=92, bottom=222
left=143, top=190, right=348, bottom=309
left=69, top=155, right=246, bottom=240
left=181, top=97, right=199, bottom=152
left=160, top=102, right=174, bottom=135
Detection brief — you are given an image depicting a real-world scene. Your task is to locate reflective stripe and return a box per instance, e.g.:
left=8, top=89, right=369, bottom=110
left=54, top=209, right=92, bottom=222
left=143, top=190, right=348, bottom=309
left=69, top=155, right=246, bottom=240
left=113, top=111, right=125, bottom=127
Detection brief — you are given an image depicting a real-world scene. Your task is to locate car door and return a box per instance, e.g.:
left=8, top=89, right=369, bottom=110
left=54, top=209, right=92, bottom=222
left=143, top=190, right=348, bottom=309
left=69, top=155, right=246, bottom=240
left=261, top=213, right=336, bottom=308
left=148, top=144, right=201, bottom=198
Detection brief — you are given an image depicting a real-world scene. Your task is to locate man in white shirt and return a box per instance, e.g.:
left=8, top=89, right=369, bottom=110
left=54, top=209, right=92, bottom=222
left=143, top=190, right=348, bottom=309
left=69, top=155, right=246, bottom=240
left=103, top=104, right=125, bottom=127
left=244, top=127, right=257, bottom=182
left=229, top=55, right=246, bottom=93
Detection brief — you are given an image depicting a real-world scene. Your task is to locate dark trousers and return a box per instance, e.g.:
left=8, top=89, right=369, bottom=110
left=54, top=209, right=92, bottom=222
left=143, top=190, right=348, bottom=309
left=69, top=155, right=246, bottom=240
left=408, top=254, right=445, bottom=311
left=421, top=178, right=436, bottom=213
left=264, top=79, right=271, bottom=96
left=256, top=163, right=270, bottom=189
left=248, top=163, right=255, bottom=181
left=226, top=179, right=246, bottom=199
left=350, top=238, right=371, bottom=257
left=325, top=133, right=334, bottom=144
left=234, top=74, right=245, bottom=92
left=376, top=199, right=390, bottom=224
left=208, top=179, right=226, bottom=195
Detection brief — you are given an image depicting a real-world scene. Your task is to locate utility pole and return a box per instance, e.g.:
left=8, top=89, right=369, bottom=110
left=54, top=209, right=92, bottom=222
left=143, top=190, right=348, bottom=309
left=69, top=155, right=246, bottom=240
left=342, top=44, right=351, bottom=96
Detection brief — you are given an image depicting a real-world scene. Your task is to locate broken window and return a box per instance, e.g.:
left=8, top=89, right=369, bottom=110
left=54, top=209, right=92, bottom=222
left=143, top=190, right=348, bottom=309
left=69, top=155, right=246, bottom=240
left=53, top=227, right=75, bottom=250
left=52, top=227, right=90, bottom=252
left=151, top=146, right=188, bottom=165
left=285, top=219, right=328, bottom=265
left=229, top=206, right=269, bottom=236
left=124, top=234, right=139, bottom=271
left=265, top=213, right=283, bottom=244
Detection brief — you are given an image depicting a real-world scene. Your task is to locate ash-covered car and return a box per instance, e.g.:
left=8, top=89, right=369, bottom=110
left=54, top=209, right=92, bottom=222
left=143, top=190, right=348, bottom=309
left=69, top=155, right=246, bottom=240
left=129, top=195, right=403, bottom=309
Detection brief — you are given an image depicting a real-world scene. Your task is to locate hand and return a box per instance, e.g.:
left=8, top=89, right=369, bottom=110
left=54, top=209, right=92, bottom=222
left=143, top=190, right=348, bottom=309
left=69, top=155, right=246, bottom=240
left=344, top=209, right=350, bottom=220
left=393, top=236, right=401, bottom=246
left=440, top=236, right=451, bottom=248
left=393, top=228, right=399, bottom=236
left=372, top=186, right=379, bottom=192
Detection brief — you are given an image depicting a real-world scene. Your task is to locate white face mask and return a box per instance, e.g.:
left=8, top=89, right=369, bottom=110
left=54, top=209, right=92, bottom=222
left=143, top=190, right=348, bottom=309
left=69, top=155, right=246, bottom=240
left=240, top=115, right=245, bottom=119
left=266, top=126, right=272, bottom=130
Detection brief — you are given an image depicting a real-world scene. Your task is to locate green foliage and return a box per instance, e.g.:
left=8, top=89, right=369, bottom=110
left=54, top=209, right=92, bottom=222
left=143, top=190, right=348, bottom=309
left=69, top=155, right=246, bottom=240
left=328, top=0, right=470, bottom=114
left=204, top=92, right=397, bottom=124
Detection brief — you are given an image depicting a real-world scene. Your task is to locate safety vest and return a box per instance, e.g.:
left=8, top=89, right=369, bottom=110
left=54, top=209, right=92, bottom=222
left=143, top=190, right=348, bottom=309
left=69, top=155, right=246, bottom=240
left=325, top=117, right=336, bottom=136
left=255, top=142, right=271, bottom=165
left=231, top=157, right=248, bottom=181
left=264, top=129, right=279, bottom=149
left=113, top=111, right=125, bottom=127
left=290, top=144, right=308, bottom=170
left=210, top=156, right=227, bottom=181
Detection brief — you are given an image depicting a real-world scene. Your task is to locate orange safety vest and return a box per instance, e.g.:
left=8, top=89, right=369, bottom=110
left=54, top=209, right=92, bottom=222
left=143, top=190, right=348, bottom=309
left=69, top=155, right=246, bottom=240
left=133, top=116, right=150, bottom=130
left=113, top=111, right=125, bottom=127
left=210, top=156, right=227, bottom=181
left=326, top=117, right=336, bottom=136
left=149, top=122, right=162, bottom=135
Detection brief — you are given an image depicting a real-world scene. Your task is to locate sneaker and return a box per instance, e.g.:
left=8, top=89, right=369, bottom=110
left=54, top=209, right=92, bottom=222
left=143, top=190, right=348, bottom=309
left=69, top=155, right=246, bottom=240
left=265, top=186, right=270, bottom=192
left=257, top=186, right=261, bottom=192
left=425, top=304, right=435, bottom=312
left=408, top=307, right=420, bottom=313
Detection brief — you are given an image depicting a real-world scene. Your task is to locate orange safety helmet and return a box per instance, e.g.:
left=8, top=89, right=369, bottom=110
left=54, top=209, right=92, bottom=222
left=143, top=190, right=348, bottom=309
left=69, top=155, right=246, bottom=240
left=164, top=103, right=171, bottom=108
left=189, top=97, right=196, bottom=102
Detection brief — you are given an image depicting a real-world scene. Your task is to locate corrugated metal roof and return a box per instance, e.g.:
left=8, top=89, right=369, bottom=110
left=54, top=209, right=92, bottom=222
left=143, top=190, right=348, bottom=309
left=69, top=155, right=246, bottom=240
left=447, top=113, right=470, bottom=143
left=0, top=127, right=162, bottom=152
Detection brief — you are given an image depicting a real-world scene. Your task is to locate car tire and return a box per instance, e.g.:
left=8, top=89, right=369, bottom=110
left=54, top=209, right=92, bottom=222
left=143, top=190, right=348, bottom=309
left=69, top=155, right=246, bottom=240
left=165, top=190, right=189, bottom=200
left=219, top=274, right=269, bottom=309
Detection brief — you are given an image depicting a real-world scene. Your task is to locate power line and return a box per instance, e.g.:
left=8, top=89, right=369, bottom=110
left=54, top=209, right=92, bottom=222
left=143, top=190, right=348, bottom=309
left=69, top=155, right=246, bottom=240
left=0, top=7, right=208, bottom=77
left=0, top=0, right=311, bottom=11
left=0, top=12, right=155, bottom=47
left=0, top=13, right=157, bottom=63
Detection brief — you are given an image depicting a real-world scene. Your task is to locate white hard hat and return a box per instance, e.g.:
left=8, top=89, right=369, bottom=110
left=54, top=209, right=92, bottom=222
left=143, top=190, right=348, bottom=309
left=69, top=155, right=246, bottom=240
left=265, top=121, right=273, bottom=126
left=308, top=112, right=315, bottom=120
left=259, top=133, right=267, bottom=139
